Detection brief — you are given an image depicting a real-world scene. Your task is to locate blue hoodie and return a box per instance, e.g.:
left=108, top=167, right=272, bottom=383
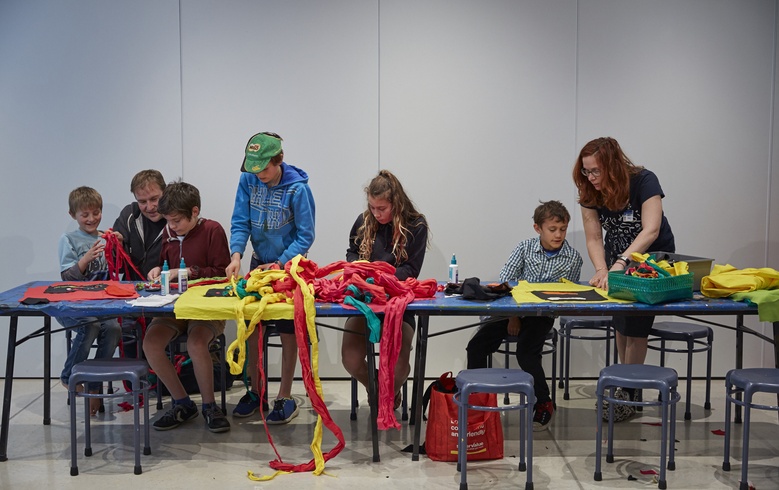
left=229, top=162, right=316, bottom=264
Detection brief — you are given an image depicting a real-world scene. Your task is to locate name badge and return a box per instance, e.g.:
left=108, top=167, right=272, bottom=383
left=622, top=210, right=634, bottom=222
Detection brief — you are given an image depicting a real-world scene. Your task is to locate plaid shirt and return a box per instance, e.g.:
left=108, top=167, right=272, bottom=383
left=499, top=237, right=582, bottom=283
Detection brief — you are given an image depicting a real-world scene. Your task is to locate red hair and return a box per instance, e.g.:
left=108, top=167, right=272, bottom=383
left=572, top=137, right=643, bottom=211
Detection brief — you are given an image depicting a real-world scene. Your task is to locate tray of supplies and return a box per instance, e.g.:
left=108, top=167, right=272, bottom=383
left=608, top=270, right=694, bottom=304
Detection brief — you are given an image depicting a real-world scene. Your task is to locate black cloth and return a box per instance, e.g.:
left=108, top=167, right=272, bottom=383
left=612, top=315, right=655, bottom=338
left=445, top=277, right=511, bottom=301
left=466, top=316, right=554, bottom=404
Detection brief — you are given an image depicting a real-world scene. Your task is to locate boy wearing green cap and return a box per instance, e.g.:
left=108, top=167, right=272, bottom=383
left=226, top=132, right=316, bottom=424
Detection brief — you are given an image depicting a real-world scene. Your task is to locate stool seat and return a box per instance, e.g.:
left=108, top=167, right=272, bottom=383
left=69, top=358, right=151, bottom=476
left=650, top=321, right=710, bottom=340
left=71, top=358, right=148, bottom=380
left=457, top=368, right=535, bottom=395
left=598, top=364, right=679, bottom=392
left=728, top=368, right=779, bottom=394
left=723, top=368, right=779, bottom=490
left=455, top=368, right=535, bottom=490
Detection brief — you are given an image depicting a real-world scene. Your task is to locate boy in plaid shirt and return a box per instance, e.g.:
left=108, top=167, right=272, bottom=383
left=466, top=200, right=582, bottom=431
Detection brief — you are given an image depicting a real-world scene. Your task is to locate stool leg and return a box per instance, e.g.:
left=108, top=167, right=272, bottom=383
left=658, top=386, right=669, bottom=490
left=684, top=338, right=694, bottom=420
left=557, top=326, right=565, bottom=389
left=83, top=396, right=92, bottom=457
left=458, top=390, right=468, bottom=490
left=668, top=387, right=677, bottom=471
left=143, top=382, right=151, bottom=456
left=722, top=382, right=732, bottom=471
left=606, top=387, right=615, bottom=463
left=350, top=377, right=358, bottom=420
left=401, top=380, right=408, bottom=421
left=739, top=392, right=752, bottom=490
left=518, top=392, right=526, bottom=471
left=551, top=333, right=558, bottom=407
left=69, top=388, right=79, bottom=476
left=704, top=330, right=713, bottom=410
left=525, top=391, right=534, bottom=490
left=605, top=326, right=612, bottom=367
left=133, top=380, right=142, bottom=475
left=563, top=327, right=571, bottom=400
left=594, top=382, right=604, bottom=481
left=503, top=340, right=510, bottom=405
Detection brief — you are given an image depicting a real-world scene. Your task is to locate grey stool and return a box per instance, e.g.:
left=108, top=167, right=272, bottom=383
left=454, top=368, right=535, bottom=490
left=722, top=368, right=779, bottom=490
left=493, top=328, right=558, bottom=406
left=558, top=316, right=617, bottom=400
left=648, top=321, right=713, bottom=420
left=595, top=364, right=680, bottom=489
left=69, top=358, right=151, bottom=476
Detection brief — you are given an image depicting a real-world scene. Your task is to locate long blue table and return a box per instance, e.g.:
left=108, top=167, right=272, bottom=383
left=1, top=282, right=776, bottom=464
left=407, top=292, right=778, bottom=461
left=0, top=281, right=363, bottom=462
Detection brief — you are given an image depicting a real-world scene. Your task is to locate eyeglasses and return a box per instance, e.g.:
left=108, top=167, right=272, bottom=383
left=581, top=167, right=601, bottom=177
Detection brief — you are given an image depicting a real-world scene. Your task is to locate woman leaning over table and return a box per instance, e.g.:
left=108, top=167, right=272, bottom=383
left=572, top=137, right=676, bottom=421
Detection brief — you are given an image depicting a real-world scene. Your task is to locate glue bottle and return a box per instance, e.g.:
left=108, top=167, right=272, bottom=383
left=178, top=257, right=188, bottom=293
left=448, top=254, right=459, bottom=284
left=160, top=260, right=170, bottom=295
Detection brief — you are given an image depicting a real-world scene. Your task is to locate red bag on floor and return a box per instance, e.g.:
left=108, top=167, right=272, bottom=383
left=424, top=372, right=504, bottom=462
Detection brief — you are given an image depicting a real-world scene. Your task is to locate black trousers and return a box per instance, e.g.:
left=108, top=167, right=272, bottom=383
left=465, top=316, right=554, bottom=404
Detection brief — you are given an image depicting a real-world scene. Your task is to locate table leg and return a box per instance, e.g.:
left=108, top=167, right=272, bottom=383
left=1, top=316, right=19, bottom=461
left=365, top=338, right=379, bottom=462
left=43, top=316, right=51, bottom=425
left=411, top=314, right=429, bottom=462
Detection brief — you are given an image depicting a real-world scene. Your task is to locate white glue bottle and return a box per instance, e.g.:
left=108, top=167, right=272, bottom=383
left=178, top=257, right=188, bottom=293
left=448, top=254, right=459, bottom=284
left=160, top=260, right=170, bottom=295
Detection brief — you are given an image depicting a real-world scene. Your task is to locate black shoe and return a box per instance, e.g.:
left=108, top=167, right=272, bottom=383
left=203, top=403, right=231, bottom=433
left=153, top=402, right=199, bottom=431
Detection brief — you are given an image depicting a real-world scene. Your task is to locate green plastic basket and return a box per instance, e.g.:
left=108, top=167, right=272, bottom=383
left=607, top=271, right=694, bottom=304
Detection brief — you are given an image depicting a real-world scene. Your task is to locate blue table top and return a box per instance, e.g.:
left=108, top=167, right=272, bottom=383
left=0, top=281, right=759, bottom=319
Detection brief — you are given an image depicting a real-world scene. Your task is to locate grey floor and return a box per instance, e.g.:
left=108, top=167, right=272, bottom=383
left=0, top=378, right=778, bottom=489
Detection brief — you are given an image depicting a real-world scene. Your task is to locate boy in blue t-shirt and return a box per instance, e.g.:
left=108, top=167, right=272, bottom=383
left=226, top=132, right=315, bottom=424
left=57, top=186, right=122, bottom=415
left=466, top=200, right=582, bottom=431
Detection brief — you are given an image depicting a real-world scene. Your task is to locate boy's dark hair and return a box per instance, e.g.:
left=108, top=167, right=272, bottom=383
left=533, top=200, right=570, bottom=226
left=158, top=181, right=200, bottom=219
left=130, top=169, right=166, bottom=194
left=68, top=186, right=103, bottom=215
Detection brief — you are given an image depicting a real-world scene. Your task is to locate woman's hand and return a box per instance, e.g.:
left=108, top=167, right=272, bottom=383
left=589, top=268, right=610, bottom=289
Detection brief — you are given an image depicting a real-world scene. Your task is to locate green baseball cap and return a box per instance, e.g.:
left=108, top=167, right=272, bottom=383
left=242, top=132, right=283, bottom=173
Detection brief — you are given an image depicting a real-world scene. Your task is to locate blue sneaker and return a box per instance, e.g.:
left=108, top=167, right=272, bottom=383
left=266, top=397, right=299, bottom=425
left=233, top=391, right=261, bottom=418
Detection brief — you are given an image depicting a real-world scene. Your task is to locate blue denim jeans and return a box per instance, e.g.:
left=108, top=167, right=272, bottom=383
left=58, top=316, right=122, bottom=390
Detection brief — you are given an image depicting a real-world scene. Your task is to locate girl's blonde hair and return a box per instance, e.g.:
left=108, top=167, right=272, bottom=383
left=356, top=170, right=427, bottom=263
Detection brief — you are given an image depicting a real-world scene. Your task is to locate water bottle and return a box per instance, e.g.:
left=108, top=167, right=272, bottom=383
left=160, top=260, right=170, bottom=295
left=448, top=254, right=459, bottom=284
left=178, top=258, right=188, bottom=293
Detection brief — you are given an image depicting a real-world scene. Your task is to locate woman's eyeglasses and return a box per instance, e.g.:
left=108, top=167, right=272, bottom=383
left=581, top=168, right=601, bottom=177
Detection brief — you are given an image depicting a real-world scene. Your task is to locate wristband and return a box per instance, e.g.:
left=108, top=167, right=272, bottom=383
left=617, top=255, right=630, bottom=265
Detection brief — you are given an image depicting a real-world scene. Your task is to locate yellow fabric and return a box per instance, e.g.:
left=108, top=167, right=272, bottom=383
left=510, top=279, right=632, bottom=303
left=287, top=255, right=327, bottom=475
left=700, top=264, right=779, bottom=298
left=631, top=253, right=689, bottom=276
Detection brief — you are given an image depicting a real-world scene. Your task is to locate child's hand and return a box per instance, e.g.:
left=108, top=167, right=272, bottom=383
left=148, top=267, right=161, bottom=282
left=225, top=255, right=242, bottom=279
